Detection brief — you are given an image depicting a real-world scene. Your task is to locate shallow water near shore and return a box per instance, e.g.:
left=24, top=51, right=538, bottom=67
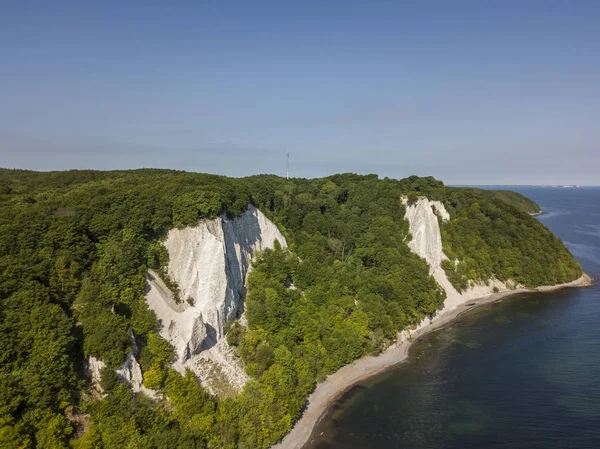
left=307, top=187, right=600, bottom=449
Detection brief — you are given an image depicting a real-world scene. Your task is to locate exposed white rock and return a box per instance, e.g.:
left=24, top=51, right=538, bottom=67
left=187, top=338, right=250, bottom=396
left=145, top=205, right=287, bottom=394
left=403, top=196, right=511, bottom=318
left=145, top=270, right=207, bottom=363
left=161, top=205, right=286, bottom=342
left=117, top=330, right=157, bottom=398
left=87, top=356, right=106, bottom=396
left=402, top=197, right=449, bottom=272
left=87, top=329, right=156, bottom=398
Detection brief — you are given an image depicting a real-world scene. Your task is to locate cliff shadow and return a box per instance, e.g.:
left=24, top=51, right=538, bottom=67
left=222, top=206, right=265, bottom=323
left=201, top=323, right=218, bottom=351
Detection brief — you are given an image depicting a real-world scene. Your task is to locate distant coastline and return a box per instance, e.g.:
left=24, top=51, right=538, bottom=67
left=272, top=273, right=593, bottom=449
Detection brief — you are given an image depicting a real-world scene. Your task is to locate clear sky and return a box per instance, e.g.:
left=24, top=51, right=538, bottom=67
left=1, top=1, right=598, bottom=184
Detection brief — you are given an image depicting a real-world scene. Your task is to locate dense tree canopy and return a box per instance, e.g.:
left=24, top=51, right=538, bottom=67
left=488, top=189, right=541, bottom=215
left=0, top=169, right=580, bottom=448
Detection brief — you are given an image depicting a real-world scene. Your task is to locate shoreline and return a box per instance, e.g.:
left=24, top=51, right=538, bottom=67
left=272, top=273, right=593, bottom=449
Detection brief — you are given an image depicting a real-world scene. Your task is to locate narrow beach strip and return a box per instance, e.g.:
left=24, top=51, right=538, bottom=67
left=272, top=273, right=592, bottom=449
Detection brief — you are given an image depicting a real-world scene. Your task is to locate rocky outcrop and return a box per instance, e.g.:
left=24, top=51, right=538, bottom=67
left=403, top=197, right=449, bottom=272
left=403, top=196, right=510, bottom=315
left=145, top=205, right=287, bottom=394
left=87, top=329, right=156, bottom=398
left=87, top=356, right=107, bottom=395
left=160, top=205, right=286, bottom=342
left=145, top=270, right=208, bottom=364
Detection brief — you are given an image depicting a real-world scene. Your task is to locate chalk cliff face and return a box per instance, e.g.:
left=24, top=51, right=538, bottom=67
left=161, top=205, right=286, bottom=342
left=403, top=197, right=509, bottom=315
left=145, top=270, right=207, bottom=364
left=403, top=197, right=449, bottom=272
left=145, top=205, right=287, bottom=394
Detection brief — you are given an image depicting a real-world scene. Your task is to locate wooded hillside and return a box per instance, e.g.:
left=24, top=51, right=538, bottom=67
left=0, top=169, right=580, bottom=448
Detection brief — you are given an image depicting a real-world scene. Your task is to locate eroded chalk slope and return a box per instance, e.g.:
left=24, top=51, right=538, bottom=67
left=403, top=197, right=509, bottom=320
left=145, top=205, right=287, bottom=394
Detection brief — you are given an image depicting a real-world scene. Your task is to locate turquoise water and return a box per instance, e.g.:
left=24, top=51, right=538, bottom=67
left=307, top=187, right=600, bottom=449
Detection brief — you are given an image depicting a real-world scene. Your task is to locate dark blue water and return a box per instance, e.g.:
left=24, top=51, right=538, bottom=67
left=307, top=187, right=600, bottom=449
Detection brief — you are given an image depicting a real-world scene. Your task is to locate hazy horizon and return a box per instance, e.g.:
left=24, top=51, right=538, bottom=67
left=2, top=165, right=599, bottom=187
left=2, top=1, right=599, bottom=185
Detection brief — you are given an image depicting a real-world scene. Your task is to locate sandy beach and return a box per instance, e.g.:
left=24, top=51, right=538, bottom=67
left=272, top=273, right=593, bottom=449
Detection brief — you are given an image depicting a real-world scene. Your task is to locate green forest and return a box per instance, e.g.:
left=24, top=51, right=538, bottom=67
left=488, top=190, right=541, bottom=215
left=0, top=169, right=581, bottom=448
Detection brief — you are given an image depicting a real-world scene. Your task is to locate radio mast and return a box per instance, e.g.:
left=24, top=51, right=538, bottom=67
left=286, top=152, right=290, bottom=179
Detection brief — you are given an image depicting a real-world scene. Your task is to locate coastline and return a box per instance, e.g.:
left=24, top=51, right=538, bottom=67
left=272, top=272, right=592, bottom=449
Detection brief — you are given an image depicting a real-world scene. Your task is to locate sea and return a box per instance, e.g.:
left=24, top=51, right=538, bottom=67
left=306, top=187, right=600, bottom=449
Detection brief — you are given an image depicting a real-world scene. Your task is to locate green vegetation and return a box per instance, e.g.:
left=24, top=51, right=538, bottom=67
left=488, top=189, right=541, bottom=215
left=0, top=169, right=580, bottom=448
left=439, top=188, right=578, bottom=291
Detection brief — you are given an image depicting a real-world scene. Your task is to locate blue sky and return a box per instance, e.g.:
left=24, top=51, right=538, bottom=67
left=1, top=1, right=598, bottom=184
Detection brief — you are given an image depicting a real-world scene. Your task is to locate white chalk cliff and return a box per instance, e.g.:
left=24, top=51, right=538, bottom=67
left=145, top=205, right=287, bottom=394
left=402, top=197, right=509, bottom=323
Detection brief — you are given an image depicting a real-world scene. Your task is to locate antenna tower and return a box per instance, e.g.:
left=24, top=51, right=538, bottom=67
left=286, top=152, right=290, bottom=179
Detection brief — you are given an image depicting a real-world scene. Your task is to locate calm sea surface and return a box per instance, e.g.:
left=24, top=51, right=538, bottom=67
left=307, top=187, right=600, bottom=449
